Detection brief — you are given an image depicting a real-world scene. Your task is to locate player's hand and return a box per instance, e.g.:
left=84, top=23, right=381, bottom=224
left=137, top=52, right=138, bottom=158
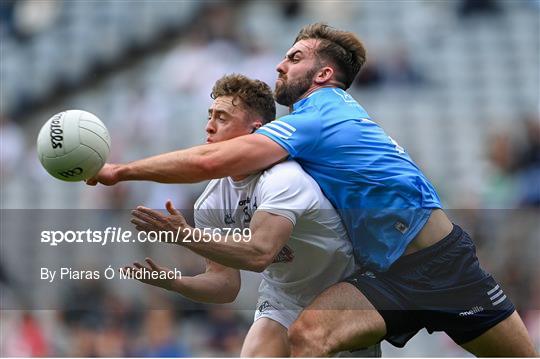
left=85, top=163, right=120, bottom=186
left=131, top=200, right=191, bottom=244
left=121, top=257, right=176, bottom=291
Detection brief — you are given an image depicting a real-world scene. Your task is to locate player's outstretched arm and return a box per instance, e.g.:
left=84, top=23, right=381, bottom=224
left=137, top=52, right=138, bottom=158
left=131, top=201, right=293, bottom=272
left=182, top=210, right=294, bottom=272
left=123, top=257, right=240, bottom=304
left=86, top=134, right=287, bottom=185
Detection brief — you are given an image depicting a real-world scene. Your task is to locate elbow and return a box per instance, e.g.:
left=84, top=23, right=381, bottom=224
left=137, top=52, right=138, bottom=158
left=247, top=253, right=273, bottom=273
left=221, top=290, right=239, bottom=303
left=212, top=294, right=237, bottom=304
left=201, top=286, right=238, bottom=304
left=219, top=281, right=241, bottom=303
left=243, top=240, right=274, bottom=272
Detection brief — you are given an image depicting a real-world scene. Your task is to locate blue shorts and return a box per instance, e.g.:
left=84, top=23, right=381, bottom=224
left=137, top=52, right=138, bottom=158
left=345, top=224, right=515, bottom=347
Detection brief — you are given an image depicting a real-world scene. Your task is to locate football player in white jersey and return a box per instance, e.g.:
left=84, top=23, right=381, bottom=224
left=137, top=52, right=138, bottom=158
left=124, top=74, right=379, bottom=357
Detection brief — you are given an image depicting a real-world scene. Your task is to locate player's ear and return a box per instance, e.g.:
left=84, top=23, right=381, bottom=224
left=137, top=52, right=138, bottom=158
left=251, top=120, right=262, bottom=133
left=314, top=66, right=334, bottom=84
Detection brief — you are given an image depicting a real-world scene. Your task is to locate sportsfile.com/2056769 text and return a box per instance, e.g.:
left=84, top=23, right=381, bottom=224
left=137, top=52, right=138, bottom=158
left=40, top=227, right=252, bottom=246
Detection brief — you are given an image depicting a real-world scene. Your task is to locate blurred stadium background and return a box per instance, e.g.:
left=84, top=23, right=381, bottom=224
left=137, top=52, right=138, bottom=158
left=0, top=0, right=539, bottom=356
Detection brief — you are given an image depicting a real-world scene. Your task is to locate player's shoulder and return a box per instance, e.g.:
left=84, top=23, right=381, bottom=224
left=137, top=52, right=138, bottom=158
left=194, top=178, right=224, bottom=210
left=262, top=160, right=305, bottom=177
left=259, top=160, right=316, bottom=189
left=255, top=160, right=323, bottom=211
left=311, top=87, right=368, bottom=117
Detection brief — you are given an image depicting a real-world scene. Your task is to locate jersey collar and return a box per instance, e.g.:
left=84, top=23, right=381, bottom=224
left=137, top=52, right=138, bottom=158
left=292, top=87, right=339, bottom=111
left=228, top=173, right=260, bottom=189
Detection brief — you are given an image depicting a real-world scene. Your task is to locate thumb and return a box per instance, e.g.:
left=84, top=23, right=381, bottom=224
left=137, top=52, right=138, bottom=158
left=166, top=200, right=180, bottom=215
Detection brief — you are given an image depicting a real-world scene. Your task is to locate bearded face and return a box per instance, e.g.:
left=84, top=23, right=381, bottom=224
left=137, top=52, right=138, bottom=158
left=274, top=66, right=318, bottom=107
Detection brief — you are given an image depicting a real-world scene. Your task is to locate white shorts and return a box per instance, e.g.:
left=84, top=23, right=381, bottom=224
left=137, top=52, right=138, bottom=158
left=253, top=295, right=302, bottom=329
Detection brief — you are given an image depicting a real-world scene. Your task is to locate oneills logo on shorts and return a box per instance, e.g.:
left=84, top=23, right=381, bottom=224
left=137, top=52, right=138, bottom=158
left=394, top=221, right=409, bottom=234
left=459, top=306, right=484, bottom=316
left=257, top=300, right=272, bottom=313
left=361, top=271, right=376, bottom=279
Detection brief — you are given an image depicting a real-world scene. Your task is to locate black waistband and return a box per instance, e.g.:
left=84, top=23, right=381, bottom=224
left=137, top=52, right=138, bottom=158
left=388, top=224, right=463, bottom=274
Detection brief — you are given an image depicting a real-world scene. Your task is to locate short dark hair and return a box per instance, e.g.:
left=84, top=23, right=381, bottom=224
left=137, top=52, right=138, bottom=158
left=211, top=74, right=276, bottom=124
left=294, top=23, right=366, bottom=89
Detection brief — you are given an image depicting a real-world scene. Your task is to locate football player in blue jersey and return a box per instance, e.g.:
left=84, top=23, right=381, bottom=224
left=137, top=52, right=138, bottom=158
left=87, top=23, right=537, bottom=356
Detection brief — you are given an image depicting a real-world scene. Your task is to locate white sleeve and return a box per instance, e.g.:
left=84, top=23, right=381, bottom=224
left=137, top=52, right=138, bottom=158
left=255, top=162, right=319, bottom=226
left=194, top=205, right=218, bottom=229
left=194, top=181, right=222, bottom=229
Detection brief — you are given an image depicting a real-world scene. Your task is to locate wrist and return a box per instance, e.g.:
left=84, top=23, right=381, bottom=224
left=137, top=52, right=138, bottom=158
left=116, top=163, right=130, bottom=182
left=168, top=277, right=184, bottom=293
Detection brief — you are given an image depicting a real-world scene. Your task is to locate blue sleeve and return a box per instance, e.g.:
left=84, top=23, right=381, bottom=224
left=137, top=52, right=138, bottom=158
left=256, top=106, right=321, bottom=158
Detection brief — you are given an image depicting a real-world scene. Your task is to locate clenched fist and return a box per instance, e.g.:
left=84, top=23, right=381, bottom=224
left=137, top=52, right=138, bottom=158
left=86, top=163, right=121, bottom=186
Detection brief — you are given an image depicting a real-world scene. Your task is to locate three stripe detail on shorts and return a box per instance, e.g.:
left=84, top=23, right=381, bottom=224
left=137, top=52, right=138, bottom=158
left=487, top=284, right=506, bottom=306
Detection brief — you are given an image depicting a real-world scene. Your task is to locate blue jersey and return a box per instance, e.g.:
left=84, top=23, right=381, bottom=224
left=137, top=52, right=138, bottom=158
left=257, top=87, right=442, bottom=271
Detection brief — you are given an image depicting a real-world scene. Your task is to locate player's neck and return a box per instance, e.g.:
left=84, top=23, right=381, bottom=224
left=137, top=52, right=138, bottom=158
left=231, top=174, right=249, bottom=181
left=230, top=170, right=262, bottom=183
left=301, top=84, right=337, bottom=99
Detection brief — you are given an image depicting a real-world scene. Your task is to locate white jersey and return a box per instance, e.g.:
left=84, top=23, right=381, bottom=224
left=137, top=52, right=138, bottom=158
left=194, top=160, right=355, bottom=310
